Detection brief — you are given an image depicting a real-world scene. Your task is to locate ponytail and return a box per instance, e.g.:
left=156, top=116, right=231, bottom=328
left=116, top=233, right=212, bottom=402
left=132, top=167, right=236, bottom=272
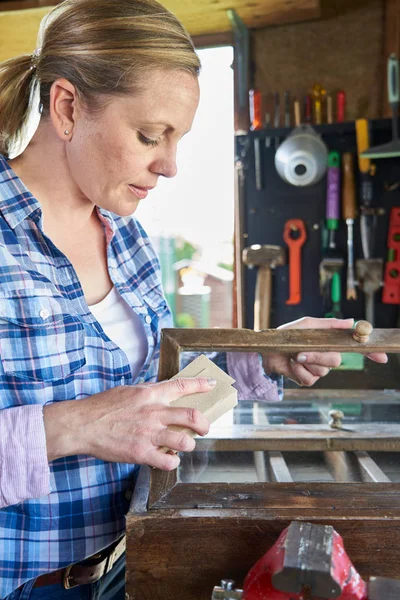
left=0, top=0, right=201, bottom=159
left=0, top=55, right=36, bottom=156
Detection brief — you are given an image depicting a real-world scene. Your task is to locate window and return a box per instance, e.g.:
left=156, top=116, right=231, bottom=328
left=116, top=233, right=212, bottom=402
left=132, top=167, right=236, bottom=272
left=136, top=46, right=234, bottom=328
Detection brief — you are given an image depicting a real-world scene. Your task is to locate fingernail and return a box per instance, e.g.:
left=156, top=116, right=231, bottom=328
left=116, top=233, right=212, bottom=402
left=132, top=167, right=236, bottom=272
left=297, top=354, right=307, bottom=363
left=207, top=378, right=217, bottom=386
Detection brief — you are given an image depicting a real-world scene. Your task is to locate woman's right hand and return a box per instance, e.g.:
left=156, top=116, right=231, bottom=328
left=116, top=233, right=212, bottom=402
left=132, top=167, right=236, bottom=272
left=43, top=377, right=214, bottom=470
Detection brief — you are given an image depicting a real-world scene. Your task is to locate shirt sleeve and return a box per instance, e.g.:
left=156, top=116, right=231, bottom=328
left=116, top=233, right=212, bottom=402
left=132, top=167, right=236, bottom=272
left=0, top=405, right=51, bottom=508
left=179, top=351, right=283, bottom=402
left=226, top=352, right=283, bottom=402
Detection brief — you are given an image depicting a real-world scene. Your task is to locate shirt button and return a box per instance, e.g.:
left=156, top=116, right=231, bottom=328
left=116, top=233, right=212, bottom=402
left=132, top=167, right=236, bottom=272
left=145, top=315, right=151, bottom=324
left=39, top=308, right=50, bottom=320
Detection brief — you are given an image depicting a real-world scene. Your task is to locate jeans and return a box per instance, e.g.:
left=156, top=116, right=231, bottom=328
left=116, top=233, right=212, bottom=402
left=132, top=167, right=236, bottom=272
left=4, top=553, right=127, bottom=600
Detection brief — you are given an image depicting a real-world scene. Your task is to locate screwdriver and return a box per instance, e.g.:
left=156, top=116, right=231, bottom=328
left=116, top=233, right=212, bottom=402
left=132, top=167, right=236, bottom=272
left=294, top=99, right=301, bottom=126
left=249, top=89, right=263, bottom=131
left=342, top=152, right=357, bottom=300
left=326, top=151, right=341, bottom=251
left=337, top=90, right=346, bottom=123
left=284, top=91, right=291, bottom=127
left=356, top=119, right=374, bottom=259
left=249, top=89, right=263, bottom=191
left=274, top=92, right=280, bottom=148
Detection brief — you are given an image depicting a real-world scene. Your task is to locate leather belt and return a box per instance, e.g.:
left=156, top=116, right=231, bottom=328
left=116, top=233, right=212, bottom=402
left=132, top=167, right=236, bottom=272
left=32, top=535, right=126, bottom=589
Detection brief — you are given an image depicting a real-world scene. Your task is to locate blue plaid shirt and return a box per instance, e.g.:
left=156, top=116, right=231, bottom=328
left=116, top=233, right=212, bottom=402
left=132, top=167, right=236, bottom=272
left=0, top=155, right=282, bottom=597
left=0, top=154, right=191, bottom=597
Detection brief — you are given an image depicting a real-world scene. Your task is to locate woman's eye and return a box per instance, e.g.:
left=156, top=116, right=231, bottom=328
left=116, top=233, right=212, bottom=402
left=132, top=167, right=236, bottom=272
left=138, top=132, right=161, bottom=147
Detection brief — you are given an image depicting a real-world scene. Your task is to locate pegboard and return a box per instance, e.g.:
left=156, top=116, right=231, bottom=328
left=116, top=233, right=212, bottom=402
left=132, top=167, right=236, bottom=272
left=236, top=118, right=400, bottom=389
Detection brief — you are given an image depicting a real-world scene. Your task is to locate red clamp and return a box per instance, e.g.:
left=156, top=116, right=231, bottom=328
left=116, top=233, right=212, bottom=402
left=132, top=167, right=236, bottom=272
left=382, top=207, right=400, bottom=304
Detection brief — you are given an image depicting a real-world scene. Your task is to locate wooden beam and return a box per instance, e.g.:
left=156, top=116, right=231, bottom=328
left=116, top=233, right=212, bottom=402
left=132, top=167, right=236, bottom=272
left=324, top=451, right=359, bottom=482
left=195, top=423, right=400, bottom=452
left=150, top=481, right=400, bottom=510
left=164, top=0, right=321, bottom=37
left=159, top=327, right=400, bottom=365
left=0, top=0, right=321, bottom=34
left=268, top=451, right=293, bottom=482
left=192, top=32, right=233, bottom=49
left=355, top=451, right=391, bottom=482
left=0, top=0, right=61, bottom=10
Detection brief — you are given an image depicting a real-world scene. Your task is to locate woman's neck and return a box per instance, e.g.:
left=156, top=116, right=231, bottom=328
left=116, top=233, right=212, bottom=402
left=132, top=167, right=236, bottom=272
left=9, top=119, right=94, bottom=231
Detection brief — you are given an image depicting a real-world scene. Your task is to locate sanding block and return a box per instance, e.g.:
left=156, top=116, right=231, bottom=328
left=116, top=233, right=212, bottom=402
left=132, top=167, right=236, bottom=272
left=161, top=354, right=238, bottom=453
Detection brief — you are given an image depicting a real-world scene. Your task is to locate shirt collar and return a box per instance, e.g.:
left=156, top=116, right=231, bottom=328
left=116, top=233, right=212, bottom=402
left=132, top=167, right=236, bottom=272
left=0, top=156, right=119, bottom=238
left=0, top=155, right=42, bottom=229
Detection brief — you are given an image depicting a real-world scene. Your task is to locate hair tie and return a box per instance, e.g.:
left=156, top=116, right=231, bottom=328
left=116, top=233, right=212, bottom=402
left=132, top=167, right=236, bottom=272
left=7, top=5, right=67, bottom=159
left=30, top=47, right=41, bottom=72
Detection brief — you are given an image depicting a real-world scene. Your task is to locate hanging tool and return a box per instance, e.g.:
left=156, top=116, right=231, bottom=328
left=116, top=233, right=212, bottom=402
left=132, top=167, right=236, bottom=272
left=304, top=94, right=312, bottom=124
left=249, top=89, right=264, bottom=191
left=342, top=152, right=357, bottom=300
left=320, top=255, right=344, bottom=305
left=356, top=258, right=383, bottom=326
left=336, top=90, right=346, bottom=123
left=283, top=219, right=307, bottom=305
left=356, top=119, right=375, bottom=259
left=361, top=54, right=400, bottom=159
left=294, top=99, right=301, bottom=126
left=320, top=152, right=344, bottom=302
left=249, top=89, right=263, bottom=131
left=324, top=271, right=342, bottom=318
left=274, top=92, right=281, bottom=148
left=324, top=272, right=364, bottom=369
left=212, top=521, right=400, bottom=599
left=284, top=90, right=291, bottom=127
left=326, top=151, right=341, bottom=251
left=265, top=112, right=272, bottom=148
left=383, top=207, right=400, bottom=303
left=275, top=125, right=328, bottom=187
left=312, top=83, right=325, bottom=125
left=327, top=94, right=333, bottom=124
left=253, top=137, right=263, bottom=192
left=242, top=245, right=285, bottom=329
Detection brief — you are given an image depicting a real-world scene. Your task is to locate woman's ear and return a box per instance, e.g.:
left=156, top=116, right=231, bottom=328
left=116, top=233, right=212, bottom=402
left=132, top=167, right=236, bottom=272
left=49, top=78, right=78, bottom=141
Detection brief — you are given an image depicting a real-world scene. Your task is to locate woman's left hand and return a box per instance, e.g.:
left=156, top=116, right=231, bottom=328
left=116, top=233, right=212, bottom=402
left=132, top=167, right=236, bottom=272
left=262, top=317, right=388, bottom=387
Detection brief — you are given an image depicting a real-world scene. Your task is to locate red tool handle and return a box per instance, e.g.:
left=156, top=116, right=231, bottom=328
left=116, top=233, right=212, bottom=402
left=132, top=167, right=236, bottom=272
left=304, top=95, right=312, bottom=123
left=283, top=219, right=307, bottom=305
left=249, top=89, right=263, bottom=130
left=337, top=90, right=346, bottom=122
left=383, top=207, right=400, bottom=304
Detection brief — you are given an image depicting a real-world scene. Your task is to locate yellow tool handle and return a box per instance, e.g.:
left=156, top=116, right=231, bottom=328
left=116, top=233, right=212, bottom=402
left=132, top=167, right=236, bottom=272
left=342, top=152, right=357, bottom=220
left=327, top=95, right=333, bottom=124
left=294, top=100, right=301, bottom=126
left=355, top=119, right=371, bottom=174
left=314, top=99, right=322, bottom=124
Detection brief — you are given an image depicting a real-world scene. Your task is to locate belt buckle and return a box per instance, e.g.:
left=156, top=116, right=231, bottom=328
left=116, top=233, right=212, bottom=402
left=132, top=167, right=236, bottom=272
left=63, top=564, right=78, bottom=590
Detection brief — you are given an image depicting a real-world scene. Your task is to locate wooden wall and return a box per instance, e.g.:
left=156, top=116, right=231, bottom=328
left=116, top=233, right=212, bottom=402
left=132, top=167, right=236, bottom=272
left=0, top=8, right=49, bottom=62
left=253, top=0, right=385, bottom=121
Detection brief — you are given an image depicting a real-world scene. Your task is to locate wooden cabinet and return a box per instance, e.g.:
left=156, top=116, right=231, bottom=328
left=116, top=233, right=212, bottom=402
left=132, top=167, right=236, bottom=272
left=126, top=327, right=400, bottom=599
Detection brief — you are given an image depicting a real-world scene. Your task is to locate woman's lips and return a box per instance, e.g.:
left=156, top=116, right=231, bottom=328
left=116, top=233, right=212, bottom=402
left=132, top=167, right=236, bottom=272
left=128, top=184, right=149, bottom=200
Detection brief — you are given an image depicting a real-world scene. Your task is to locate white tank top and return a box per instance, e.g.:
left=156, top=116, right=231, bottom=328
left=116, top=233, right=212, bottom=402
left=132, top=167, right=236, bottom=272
left=89, top=286, right=148, bottom=381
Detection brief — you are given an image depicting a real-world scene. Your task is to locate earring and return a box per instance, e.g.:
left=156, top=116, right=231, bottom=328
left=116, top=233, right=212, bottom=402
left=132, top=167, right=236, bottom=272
left=64, top=130, right=70, bottom=135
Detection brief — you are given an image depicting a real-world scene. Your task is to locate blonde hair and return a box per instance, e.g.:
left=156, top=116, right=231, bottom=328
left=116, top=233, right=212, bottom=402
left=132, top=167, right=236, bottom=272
left=0, top=0, right=201, bottom=156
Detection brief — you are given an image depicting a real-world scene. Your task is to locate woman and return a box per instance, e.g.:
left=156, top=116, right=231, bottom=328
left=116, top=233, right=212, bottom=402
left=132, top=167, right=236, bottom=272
left=0, top=0, right=387, bottom=598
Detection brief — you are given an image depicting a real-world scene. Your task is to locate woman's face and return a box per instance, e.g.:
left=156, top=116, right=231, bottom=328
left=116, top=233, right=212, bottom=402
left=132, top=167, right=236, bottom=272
left=66, top=69, right=200, bottom=216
